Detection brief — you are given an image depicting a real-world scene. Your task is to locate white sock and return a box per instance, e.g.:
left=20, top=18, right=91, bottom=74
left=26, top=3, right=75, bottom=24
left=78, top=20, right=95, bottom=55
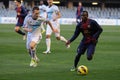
left=60, top=36, right=67, bottom=43
left=46, top=38, right=51, bottom=51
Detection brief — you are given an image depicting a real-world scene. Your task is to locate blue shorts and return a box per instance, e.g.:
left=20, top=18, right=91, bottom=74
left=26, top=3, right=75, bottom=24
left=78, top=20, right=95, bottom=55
left=16, top=22, right=23, bottom=27
left=77, top=41, right=96, bottom=57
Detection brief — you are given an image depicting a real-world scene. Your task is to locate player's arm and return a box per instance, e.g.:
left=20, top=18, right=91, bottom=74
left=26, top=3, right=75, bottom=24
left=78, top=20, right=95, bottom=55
left=53, top=6, right=61, bottom=21
left=66, top=23, right=81, bottom=45
left=23, top=16, right=32, bottom=32
left=53, top=11, right=61, bottom=21
left=92, top=20, right=103, bottom=39
left=23, top=26, right=32, bottom=32
left=19, top=6, right=27, bottom=17
left=56, top=11, right=61, bottom=19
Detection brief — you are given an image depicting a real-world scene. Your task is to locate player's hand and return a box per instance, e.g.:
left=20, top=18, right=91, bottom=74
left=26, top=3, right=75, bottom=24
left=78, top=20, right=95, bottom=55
left=53, top=29, right=58, bottom=33
left=66, top=40, right=70, bottom=45
left=17, top=13, right=20, bottom=15
left=28, top=28, right=32, bottom=32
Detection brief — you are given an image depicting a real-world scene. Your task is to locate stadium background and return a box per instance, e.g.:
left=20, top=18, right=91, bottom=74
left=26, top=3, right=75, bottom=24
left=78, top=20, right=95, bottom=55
left=0, top=0, right=120, bottom=25
left=0, top=0, right=120, bottom=80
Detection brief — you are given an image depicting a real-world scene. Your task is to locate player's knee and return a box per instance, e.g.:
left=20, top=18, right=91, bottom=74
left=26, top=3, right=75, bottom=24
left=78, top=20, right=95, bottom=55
left=30, top=43, right=36, bottom=49
left=15, top=27, right=20, bottom=32
left=87, top=56, right=93, bottom=61
left=46, top=35, right=50, bottom=38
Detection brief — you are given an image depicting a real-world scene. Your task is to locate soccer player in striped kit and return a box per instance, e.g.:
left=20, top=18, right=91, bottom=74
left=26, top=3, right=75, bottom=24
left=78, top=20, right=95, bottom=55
left=66, top=11, right=103, bottom=71
left=14, top=0, right=27, bottom=40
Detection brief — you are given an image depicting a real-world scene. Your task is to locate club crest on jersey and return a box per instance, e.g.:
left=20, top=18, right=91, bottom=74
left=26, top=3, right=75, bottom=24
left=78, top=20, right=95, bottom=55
left=88, top=25, right=90, bottom=28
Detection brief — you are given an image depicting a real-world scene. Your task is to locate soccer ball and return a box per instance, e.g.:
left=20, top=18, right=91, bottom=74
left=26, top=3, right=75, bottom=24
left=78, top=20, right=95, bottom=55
left=77, top=65, right=88, bottom=75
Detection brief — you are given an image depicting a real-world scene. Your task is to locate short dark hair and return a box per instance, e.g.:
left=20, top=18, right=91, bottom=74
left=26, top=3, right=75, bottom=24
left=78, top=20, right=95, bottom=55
left=81, top=11, right=88, bottom=16
left=16, top=0, right=21, bottom=3
left=32, top=6, right=39, bottom=12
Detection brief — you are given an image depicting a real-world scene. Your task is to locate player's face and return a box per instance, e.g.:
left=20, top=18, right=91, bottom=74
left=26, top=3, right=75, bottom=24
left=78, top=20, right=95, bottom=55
left=15, top=1, right=19, bottom=6
left=32, top=10, right=40, bottom=20
left=47, top=0, right=53, bottom=5
left=40, top=1, right=43, bottom=5
left=15, top=1, right=20, bottom=6
left=81, top=12, right=88, bottom=22
left=79, top=2, right=82, bottom=6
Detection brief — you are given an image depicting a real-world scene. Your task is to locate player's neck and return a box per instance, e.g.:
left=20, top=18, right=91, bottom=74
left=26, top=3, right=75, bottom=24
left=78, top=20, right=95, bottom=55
left=49, top=4, right=53, bottom=7
left=82, top=18, right=89, bottom=23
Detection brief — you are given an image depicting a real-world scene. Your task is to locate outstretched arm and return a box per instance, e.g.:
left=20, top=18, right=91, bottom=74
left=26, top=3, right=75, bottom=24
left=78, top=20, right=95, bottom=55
left=66, top=24, right=81, bottom=45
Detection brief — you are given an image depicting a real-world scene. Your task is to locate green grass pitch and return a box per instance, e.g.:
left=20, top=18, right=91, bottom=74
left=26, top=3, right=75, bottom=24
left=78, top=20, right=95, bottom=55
left=0, top=24, right=120, bottom=80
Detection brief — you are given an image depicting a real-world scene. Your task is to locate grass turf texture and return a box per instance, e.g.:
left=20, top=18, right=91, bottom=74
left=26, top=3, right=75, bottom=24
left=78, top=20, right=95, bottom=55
left=0, top=24, right=120, bottom=80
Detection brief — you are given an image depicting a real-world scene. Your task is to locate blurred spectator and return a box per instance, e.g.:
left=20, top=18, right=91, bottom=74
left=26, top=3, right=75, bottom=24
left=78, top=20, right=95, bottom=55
left=76, top=2, right=83, bottom=23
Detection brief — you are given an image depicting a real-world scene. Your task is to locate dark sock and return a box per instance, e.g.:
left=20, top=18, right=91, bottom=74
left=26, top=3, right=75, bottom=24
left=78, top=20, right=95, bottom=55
left=74, top=54, right=81, bottom=68
left=30, top=49, right=35, bottom=59
left=16, top=30, right=25, bottom=35
left=28, top=49, right=31, bottom=57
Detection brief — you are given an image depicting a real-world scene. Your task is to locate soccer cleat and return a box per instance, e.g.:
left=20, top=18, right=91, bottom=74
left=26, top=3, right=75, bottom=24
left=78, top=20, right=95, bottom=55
left=70, top=66, right=77, bottom=72
left=35, top=57, right=40, bottom=63
left=23, top=35, right=26, bottom=40
left=30, top=58, right=38, bottom=67
left=43, top=51, right=51, bottom=54
left=32, top=62, right=38, bottom=67
left=30, top=59, right=36, bottom=67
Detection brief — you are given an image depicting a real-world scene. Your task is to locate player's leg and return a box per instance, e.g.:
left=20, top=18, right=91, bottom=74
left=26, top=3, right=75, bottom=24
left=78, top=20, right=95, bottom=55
left=15, top=23, right=26, bottom=40
left=86, top=43, right=96, bottom=60
left=40, top=13, right=47, bottom=34
left=76, top=16, right=81, bottom=23
left=26, top=35, right=35, bottom=67
left=43, top=25, right=52, bottom=54
left=26, top=34, right=31, bottom=56
left=15, top=23, right=25, bottom=35
left=15, top=26, right=25, bottom=35
left=28, top=35, right=41, bottom=67
left=54, top=22, right=70, bottom=48
left=71, top=42, right=86, bottom=71
left=41, top=22, right=46, bottom=34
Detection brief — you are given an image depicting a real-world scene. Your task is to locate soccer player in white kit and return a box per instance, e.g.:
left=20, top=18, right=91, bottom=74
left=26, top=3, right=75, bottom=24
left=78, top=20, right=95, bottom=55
left=43, top=0, right=70, bottom=54
left=39, top=0, right=47, bottom=34
left=23, top=7, right=56, bottom=67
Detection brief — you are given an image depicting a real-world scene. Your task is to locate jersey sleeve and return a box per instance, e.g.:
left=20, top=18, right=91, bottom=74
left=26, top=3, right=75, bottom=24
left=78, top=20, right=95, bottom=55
left=69, top=23, right=81, bottom=42
left=92, top=20, right=103, bottom=39
left=43, top=5, right=47, bottom=11
left=53, top=5, right=60, bottom=13
left=20, top=6, right=27, bottom=17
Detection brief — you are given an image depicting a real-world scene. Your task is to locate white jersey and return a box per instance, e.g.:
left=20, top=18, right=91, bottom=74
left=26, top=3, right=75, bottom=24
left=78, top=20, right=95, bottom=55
left=46, top=5, right=59, bottom=21
left=46, top=5, right=60, bottom=36
left=23, top=14, right=47, bottom=49
left=23, top=14, right=46, bottom=36
left=39, top=4, right=47, bottom=19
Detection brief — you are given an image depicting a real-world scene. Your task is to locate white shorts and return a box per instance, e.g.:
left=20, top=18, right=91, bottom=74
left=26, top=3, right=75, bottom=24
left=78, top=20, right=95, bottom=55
left=46, top=20, right=60, bottom=37
left=26, top=34, right=42, bottom=49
